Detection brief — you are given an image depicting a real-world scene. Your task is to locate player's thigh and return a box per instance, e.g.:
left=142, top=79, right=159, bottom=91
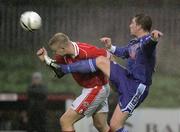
left=110, top=104, right=129, bottom=130
left=60, top=107, right=84, bottom=124
left=92, top=112, right=109, bottom=132
left=92, top=94, right=109, bottom=125
left=96, top=56, right=110, bottom=78
left=93, top=112, right=108, bottom=126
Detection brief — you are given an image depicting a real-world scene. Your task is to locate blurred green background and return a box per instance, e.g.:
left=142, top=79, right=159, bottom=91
left=0, top=0, right=180, bottom=107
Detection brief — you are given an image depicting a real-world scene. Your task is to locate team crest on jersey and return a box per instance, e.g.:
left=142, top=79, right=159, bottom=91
left=129, top=43, right=140, bottom=59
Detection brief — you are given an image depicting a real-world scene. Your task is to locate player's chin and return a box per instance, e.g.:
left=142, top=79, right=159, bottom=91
left=130, top=31, right=137, bottom=37
left=130, top=32, right=135, bottom=36
left=129, top=30, right=133, bottom=35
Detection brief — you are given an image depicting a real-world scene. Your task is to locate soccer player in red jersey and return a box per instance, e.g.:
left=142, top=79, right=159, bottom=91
left=37, top=33, right=111, bottom=132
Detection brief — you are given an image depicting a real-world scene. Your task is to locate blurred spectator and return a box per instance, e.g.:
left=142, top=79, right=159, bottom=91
left=27, top=72, right=48, bottom=132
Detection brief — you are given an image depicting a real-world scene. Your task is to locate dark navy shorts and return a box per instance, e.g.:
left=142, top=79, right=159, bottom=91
left=109, top=61, right=149, bottom=114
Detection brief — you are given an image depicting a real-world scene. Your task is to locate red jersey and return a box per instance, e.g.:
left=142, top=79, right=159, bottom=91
left=54, top=42, right=110, bottom=88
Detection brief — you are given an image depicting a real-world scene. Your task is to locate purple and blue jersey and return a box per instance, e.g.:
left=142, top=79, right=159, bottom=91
left=109, top=34, right=158, bottom=114
left=110, top=34, right=157, bottom=86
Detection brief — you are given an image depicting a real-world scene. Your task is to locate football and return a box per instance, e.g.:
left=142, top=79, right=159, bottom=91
left=20, top=11, right=42, bottom=31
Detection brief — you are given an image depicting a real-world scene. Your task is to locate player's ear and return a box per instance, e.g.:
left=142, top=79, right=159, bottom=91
left=136, top=24, right=142, bottom=31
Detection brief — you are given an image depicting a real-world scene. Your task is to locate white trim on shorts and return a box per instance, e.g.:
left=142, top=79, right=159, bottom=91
left=121, top=83, right=146, bottom=114
left=71, top=84, right=110, bottom=117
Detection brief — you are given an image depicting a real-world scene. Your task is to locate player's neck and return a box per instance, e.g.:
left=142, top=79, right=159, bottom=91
left=136, top=31, right=149, bottom=38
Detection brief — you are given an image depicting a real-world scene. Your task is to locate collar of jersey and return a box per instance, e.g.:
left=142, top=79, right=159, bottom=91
left=129, top=34, right=151, bottom=46
left=71, top=41, right=79, bottom=58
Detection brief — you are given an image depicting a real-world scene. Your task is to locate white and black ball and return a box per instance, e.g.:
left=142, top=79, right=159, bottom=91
left=20, top=11, right=42, bottom=31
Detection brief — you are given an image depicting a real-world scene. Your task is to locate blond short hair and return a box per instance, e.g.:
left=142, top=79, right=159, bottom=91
left=48, top=33, right=70, bottom=47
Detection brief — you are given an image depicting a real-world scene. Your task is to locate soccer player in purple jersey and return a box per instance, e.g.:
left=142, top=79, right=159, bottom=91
left=45, top=14, right=163, bottom=132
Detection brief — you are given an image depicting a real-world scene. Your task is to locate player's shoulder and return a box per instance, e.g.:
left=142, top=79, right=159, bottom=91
left=77, top=42, right=96, bottom=48
left=128, top=38, right=138, bottom=45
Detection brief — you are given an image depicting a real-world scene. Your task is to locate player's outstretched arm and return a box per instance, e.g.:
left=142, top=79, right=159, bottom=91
left=151, top=30, right=163, bottom=41
left=37, top=47, right=56, bottom=66
left=100, top=37, right=112, bottom=49
left=140, top=30, right=163, bottom=49
left=36, top=47, right=65, bottom=78
left=100, top=37, right=129, bottom=59
left=37, top=47, right=46, bottom=62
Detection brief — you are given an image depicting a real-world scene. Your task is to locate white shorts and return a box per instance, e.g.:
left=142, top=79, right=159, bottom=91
left=71, top=84, right=110, bottom=117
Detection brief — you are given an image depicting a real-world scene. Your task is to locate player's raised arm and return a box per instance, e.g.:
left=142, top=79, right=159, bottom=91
left=151, top=30, right=163, bottom=41
left=100, top=37, right=112, bottom=49
left=36, top=47, right=46, bottom=62
left=100, top=37, right=129, bottom=59
left=141, top=30, right=163, bottom=45
left=138, top=30, right=163, bottom=53
left=36, top=47, right=65, bottom=78
left=37, top=47, right=55, bottom=66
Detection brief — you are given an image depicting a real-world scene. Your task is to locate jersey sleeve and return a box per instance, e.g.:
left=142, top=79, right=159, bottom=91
left=108, top=45, right=129, bottom=59
left=140, top=35, right=158, bottom=49
left=53, top=54, right=66, bottom=64
left=139, top=35, right=158, bottom=55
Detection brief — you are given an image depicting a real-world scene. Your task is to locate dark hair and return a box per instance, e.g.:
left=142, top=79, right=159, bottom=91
left=134, top=14, right=152, bottom=32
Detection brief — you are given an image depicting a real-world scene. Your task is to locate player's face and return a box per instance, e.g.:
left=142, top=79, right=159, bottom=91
left=50, top=43, right=67, bottom=56
left=129, top=17, right=141, bottom=36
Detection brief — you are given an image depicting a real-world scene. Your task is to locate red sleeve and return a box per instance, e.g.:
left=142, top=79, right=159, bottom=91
left=78, top=43, right=110, bottom=59
left=53, top=54, right=66, bottom=64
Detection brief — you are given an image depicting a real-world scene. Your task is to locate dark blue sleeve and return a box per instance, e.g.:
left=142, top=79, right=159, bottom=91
left=140, top=35, right=158, bottom=49
left=140, top=35, right=158, bottom=56
left=113, top=46, right=129, bottom=59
